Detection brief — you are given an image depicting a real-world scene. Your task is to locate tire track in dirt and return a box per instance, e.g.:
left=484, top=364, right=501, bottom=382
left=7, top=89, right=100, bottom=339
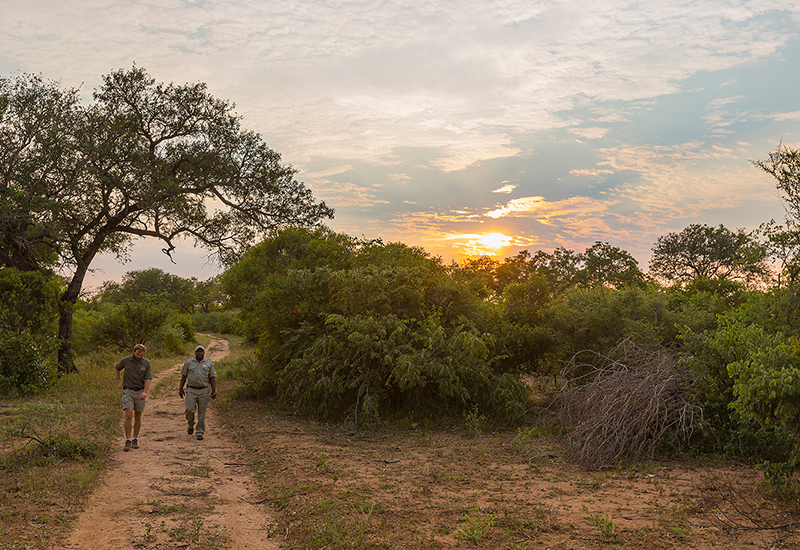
left=55, top=336, right=278, bottom=550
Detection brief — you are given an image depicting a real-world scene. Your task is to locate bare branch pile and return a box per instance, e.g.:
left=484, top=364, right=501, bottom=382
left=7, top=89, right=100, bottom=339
left=556, top=338, right=701, bottom=469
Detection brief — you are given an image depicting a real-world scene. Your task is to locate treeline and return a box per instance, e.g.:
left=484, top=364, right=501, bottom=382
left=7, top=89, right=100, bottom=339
left=4, top=93, right=800, bottom=473
left=3, top=215, right=800, bottom=472
left=213, top=216, right=800, bottom=473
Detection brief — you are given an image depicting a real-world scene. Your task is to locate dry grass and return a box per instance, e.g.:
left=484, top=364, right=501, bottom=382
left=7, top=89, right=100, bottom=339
left=3, top=336, right=800, bottom=549
left=0, top=346, right=190, bottom=550
left=214, top=375, right=800, bottom=549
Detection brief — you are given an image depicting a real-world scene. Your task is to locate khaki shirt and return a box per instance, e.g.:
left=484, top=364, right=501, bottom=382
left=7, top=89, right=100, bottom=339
left=115, top=355, right=152, bottom=391
left=181, top=357, right=216, bottom=388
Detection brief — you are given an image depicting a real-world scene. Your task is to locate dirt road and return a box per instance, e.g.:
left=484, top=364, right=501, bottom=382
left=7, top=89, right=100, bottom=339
left=55, top=336, right=278, bottom=550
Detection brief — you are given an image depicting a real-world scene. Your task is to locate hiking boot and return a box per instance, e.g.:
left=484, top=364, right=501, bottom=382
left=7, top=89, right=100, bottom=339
left=188, top=426, right=194, bottom=435
left=196, top=434, right=203, bottom=441
left=131, top=438, right=139, bottom=449
left=123, top=440, right=132, bottom=452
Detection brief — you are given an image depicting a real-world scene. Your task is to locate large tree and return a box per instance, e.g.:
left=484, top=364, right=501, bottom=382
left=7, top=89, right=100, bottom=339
left=0, top=67, right=333, bottom=371
left=648, top=223, right=768, bottom=286
left=753, top=143, right=800, bottom=287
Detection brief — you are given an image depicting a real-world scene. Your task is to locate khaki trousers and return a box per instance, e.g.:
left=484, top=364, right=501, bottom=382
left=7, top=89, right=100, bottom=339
left=184, top=386, right=210, bottom=436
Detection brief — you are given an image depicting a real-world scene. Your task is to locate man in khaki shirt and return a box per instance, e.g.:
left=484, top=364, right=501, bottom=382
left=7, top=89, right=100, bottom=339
left=178, top=345, right=217, bottom=441
left=115, top=343, right=152, bottom=451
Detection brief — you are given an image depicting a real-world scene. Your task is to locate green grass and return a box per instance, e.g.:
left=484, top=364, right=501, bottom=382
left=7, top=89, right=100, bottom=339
left=0, top=344, right=191, bottom=549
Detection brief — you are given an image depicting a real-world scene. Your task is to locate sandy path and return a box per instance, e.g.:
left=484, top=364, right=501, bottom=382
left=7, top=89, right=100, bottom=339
left=55, top=336, right=278, bottom=550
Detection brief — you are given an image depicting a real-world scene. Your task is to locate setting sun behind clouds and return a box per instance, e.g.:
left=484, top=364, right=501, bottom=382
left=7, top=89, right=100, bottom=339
left=448, top=232, right=514, bottom=257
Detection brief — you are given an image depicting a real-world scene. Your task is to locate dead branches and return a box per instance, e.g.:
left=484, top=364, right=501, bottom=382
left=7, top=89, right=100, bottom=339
left=556, top=338, right=701, bottom=469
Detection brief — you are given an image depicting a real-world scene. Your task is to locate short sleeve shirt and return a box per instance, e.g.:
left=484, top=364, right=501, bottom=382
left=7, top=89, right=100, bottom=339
left=115, top=355, right=152, bottom=390
left=181, top=357, right=216, bottom=388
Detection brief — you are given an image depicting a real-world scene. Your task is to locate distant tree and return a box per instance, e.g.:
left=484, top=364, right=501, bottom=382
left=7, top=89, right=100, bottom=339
left=579, top=241, right=646, bottom=289
left=194, top=275, right=226, bottom=314
left=530, top=247, right=583, bottom=292
left=99, top=268, right=197, bottom=313
left=759, top=219, right=800, bottom=288
left=753, top=143, right=800, bottom=222
left=649, top=224, right=768, bottom=286
left=0, top=67, right=333, bottom=371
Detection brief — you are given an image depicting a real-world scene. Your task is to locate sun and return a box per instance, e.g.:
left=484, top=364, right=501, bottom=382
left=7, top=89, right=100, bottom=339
left=447, top=232, right=514, bottom=257
left=476, top=233, right=512, bottom=250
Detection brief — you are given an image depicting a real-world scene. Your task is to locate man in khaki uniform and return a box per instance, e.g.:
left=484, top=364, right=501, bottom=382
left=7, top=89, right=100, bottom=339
left=115, top=343, right=152, bottom=451
left=178, top=345, right=217, bottom=441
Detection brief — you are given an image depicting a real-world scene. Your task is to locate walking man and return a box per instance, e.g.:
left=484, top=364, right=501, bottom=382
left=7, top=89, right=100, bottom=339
left=179, top=345, right=217, bottom=441
left=115, top=343, right=152, bottom=451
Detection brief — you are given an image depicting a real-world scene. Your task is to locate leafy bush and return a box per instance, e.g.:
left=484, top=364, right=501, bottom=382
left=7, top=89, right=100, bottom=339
left=0, top=328, right=57, bottom=395
left=0, top=268, right=61, bottom=334
left=545, top=287, right=673, bottom=359
left=155, top=323, right=187, bottom=355
left=679, top=319, right=796, bottom=465
left=224, top=230, right=531, bottom=424
left=86, top=299, right=169, bottom=350
left=193, top=310, right=244, bottom=335
left=275, top=313, right=528, bottom=424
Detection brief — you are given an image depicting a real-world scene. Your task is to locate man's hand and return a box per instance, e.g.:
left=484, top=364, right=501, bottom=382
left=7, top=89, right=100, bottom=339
left=210, top=391, right=216, bottom=399
left=140, top=391, right=147, bottom=400
left=179, top=387, right=185, bottom=398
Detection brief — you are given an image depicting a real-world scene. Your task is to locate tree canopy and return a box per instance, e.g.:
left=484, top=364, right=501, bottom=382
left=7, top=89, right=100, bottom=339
left=648, top=223, right=768, bottom=286
left=0, top=67, right=333, bottom=370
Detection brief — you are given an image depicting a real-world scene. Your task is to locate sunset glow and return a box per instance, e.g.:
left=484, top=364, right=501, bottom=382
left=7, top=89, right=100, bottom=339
left=3, top=1, right=795, bottom=284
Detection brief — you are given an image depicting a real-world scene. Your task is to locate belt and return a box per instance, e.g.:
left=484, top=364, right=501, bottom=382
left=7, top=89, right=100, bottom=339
left=125, top=387, right=144, bottom=391
left=189, top=385, right=207, bottom=389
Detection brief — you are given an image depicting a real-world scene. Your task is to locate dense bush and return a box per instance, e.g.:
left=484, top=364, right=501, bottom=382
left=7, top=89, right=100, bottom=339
left=0, top=328, right=57, bottom=395
left=224, top=229, right=531, bottom=424
left=0, top=269, right=61, bottom=394
left=193, top=310, right=245, bottom=335
left=678, top=319, right=796, bottom=465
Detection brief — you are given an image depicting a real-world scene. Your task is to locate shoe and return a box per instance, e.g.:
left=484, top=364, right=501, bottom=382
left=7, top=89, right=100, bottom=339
left=124, top=440, right=132, bottom=452
left=188, top=426, right=194, bottom=435
left=196, top=435, right=203, bottom=441
left=131, top=438, right=139, bottom=449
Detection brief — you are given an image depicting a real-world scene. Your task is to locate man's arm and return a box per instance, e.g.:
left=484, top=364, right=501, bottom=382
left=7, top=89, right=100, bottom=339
left=179, top=375, right=187, bottom=398
left=116, top=363, right=123, bottom=389
left=209, top=376, right=217, bottom=399
left=141, top=378, right=151, bottom=400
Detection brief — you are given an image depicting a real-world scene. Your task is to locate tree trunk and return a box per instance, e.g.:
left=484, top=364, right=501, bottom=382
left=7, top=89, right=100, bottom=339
left=56, top=265, right=89, bottom=374
left=57, top=299, right=77, bottom=374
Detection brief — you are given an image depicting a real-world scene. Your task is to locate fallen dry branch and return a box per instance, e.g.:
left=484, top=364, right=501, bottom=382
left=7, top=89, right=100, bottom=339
left=703, top=479, right=800, bottom=536
left=556, top=338, right=701, bottom=469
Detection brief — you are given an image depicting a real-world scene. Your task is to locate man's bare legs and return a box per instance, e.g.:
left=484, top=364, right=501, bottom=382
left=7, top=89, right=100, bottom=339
left=124, top=408, right=134, bottom=439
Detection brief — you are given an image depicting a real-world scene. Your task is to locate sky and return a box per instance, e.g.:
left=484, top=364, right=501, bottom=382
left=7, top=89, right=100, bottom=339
left=3, top=0, right=800, bottom=288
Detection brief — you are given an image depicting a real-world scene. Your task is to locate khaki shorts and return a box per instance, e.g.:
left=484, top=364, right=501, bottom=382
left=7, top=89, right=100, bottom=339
left=122, top=389, right=146, bottom=412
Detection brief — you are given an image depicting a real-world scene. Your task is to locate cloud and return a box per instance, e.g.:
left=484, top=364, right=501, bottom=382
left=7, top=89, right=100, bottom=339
left=4, top=0, right=798, bottom=172
left=304, top=165, right=354, bottom=179
left=493, top=183, right=517, bottom=194
left=569, top=127, right=611, bottom=140
left=599, top=141, right=775, bottom=222
left=485, top=195, right=613, bottom=220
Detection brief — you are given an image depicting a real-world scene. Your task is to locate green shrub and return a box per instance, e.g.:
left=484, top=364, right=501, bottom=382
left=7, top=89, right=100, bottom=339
left=87, top=299, right=169, bottom=350
left=224, top=230, right=531, bottom=424
left=679, top=320, right=796, bottom=465
left=168, top=313, right=195, bottom=343
left=0, top=328, right=57, bottom=395
left=155, top=323, right=187, bottom=355
left=193, top=310, right=244, bottom=335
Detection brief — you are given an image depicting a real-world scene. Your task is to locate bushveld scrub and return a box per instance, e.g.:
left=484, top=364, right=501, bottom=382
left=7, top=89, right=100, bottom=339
left=0, top=346, right=186, bottom=549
